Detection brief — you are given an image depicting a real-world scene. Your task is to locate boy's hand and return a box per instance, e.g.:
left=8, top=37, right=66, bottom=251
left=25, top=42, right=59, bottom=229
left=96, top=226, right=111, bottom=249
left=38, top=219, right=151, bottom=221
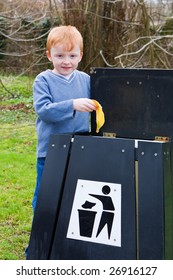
left=73, top=98, right=97, bottom=112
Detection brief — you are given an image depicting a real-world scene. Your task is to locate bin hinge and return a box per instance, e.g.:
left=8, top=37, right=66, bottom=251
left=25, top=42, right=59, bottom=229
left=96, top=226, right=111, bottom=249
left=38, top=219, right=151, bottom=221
left=103, top=132, right=116, bottom=138
left=154, top=136, right=170, bottom=142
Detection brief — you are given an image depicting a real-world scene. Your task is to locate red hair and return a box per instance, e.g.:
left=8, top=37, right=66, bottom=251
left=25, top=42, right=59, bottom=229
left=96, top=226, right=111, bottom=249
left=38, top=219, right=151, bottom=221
left=46, top=25, right=83, bottom=53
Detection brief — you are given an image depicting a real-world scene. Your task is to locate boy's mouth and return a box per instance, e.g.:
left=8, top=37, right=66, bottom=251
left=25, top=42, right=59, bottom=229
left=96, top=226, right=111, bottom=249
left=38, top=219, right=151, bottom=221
left=62, top=66, right=71, bottom=70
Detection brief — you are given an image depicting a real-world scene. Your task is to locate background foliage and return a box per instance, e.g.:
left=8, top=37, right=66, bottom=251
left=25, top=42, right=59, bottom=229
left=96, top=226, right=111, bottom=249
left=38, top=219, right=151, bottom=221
left=1, top=0, right=173, bottom=77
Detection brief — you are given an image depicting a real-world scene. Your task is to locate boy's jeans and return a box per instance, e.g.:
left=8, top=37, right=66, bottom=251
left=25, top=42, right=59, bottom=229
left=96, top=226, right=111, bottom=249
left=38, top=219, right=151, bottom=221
left=32, top=157, right=46, bottom=211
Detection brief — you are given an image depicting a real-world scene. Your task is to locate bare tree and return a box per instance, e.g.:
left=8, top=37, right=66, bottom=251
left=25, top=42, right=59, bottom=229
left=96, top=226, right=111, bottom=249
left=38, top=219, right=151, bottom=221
left=60, top=0, right=173, bottom=70
left=0, top=0, right=56, bottom=75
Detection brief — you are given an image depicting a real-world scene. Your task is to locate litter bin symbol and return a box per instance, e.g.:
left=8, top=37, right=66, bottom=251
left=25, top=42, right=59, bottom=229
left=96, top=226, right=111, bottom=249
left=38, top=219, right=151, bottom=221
left=67, top=179, right=121, bottom=247
left=78, top=185, right=115, bottom=239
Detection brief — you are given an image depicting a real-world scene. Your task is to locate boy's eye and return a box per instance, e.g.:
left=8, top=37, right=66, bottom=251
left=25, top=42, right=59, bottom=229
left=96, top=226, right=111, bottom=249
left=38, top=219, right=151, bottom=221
left=55, top=54, right=78, bottom=59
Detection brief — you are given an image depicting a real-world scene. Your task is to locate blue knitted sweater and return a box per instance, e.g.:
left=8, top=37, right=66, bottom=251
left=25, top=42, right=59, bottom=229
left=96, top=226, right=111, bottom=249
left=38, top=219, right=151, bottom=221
left=33, top=69, right=90, bottom=157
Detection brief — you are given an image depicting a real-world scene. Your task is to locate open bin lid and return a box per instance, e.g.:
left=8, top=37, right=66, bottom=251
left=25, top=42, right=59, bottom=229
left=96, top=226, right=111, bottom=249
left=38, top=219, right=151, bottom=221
left=91, top=68, right=173, bottom=140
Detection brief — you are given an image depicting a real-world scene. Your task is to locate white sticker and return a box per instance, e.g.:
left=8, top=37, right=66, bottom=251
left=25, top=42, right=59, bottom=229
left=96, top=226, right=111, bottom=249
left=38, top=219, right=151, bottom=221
left=66, top=179, right=121, bottom=247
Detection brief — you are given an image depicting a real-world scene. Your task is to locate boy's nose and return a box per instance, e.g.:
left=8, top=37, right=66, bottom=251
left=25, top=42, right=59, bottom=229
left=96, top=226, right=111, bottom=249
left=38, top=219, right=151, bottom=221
left=63, top=56, right=70, bottom=63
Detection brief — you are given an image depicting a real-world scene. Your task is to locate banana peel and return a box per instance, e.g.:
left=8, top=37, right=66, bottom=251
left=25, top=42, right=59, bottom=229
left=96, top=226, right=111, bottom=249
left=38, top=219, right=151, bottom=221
left=92, top=100, right=105, bottom=133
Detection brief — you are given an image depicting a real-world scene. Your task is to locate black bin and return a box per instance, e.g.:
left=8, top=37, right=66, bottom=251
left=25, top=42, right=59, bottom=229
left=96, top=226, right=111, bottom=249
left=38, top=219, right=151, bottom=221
left=27, top=68, right=173, bottom=260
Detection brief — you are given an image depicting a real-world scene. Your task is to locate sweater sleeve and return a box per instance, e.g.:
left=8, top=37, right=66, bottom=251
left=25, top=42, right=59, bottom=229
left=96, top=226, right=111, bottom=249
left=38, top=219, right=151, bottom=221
left=33, top=76, right=75, bottom=123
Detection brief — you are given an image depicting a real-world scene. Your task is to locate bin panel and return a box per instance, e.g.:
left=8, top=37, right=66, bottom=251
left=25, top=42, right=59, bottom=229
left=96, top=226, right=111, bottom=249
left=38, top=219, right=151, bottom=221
left=91, top=68, right=173, bottom=140
left=27, top=134, right=72, bottom=260
left=138, top=141, right=165, bottom=259
left=164, top=141, right=173, bottom=259
left=50, top=136, right=136, bottom=260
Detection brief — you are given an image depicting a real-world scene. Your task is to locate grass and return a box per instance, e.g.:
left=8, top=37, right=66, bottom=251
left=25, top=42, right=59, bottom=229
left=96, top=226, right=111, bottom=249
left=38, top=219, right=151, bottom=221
left=0, top=74, right=36, bottom=259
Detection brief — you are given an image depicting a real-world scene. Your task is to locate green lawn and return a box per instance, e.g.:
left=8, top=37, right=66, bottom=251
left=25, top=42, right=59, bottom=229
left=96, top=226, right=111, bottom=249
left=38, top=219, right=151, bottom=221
left=0, top=75, right=36, bottom=259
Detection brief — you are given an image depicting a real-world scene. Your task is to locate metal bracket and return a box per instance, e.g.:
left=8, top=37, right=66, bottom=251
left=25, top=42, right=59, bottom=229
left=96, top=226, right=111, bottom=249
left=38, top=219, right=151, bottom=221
left=154, top=136, right=170, bottom=142
left=103, top=132, right=116, bottom=138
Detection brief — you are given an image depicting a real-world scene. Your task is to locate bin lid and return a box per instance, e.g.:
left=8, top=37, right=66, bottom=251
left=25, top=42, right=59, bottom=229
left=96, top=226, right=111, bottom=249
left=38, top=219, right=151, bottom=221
left=91, top=67, right=173, bottom=140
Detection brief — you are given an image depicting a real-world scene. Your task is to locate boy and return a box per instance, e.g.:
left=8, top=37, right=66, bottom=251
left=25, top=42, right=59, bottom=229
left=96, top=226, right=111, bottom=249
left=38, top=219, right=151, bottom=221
left=32, top=25, right=97, bottom=211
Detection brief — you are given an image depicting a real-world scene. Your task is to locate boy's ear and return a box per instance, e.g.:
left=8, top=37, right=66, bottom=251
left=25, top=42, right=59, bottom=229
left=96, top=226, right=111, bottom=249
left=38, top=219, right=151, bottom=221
left=79, top=52, right=83, bottom=62
left=46, top=50, right=52, bottom=61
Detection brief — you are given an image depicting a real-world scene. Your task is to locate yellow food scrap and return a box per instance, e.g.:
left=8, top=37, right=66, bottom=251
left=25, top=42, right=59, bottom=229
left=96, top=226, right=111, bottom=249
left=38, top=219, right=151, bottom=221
left=92, top=100, right=105, bottom=133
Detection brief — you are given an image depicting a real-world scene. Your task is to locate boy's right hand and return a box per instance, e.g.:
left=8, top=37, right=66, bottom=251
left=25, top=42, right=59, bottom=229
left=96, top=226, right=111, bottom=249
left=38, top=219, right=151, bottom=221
left=73, top=98, right=97, bottom=112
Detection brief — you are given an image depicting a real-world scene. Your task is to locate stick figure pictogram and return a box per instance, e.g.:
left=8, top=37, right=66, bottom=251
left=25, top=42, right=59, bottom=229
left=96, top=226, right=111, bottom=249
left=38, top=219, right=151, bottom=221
left=78, top=185, right=115, bottom=239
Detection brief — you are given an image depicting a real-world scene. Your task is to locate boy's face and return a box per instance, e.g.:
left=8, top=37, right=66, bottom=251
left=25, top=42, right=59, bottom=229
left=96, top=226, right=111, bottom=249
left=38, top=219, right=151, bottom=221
left=46, top=44, right=82, bottom=76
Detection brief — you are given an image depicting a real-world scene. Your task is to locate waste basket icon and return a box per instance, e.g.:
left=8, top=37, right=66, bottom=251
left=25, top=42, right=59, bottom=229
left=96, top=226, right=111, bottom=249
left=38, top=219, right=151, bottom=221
left=78, top=209, right=97, bottom=238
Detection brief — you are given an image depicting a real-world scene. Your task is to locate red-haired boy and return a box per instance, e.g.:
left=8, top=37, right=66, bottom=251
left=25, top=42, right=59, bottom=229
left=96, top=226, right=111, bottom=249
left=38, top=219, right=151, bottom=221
left=32, top=25, right=96, bottom=210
